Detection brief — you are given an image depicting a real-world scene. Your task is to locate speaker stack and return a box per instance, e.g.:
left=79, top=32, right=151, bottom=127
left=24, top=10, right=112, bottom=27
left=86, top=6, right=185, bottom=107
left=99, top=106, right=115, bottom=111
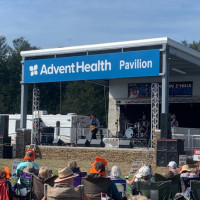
left=0, top=115, right=12, bottom=158
left=160, top=113, right=171, bottom=139
left=157, top=139, right=185, bottom=167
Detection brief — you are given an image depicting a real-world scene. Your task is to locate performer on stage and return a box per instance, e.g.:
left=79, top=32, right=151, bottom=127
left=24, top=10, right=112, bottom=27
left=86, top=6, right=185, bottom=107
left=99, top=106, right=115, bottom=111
left=89, top=114, right=100, bottom=139
left=139, top=114, right=150, bottom=139
left=171, top=114, right=179, bottom=127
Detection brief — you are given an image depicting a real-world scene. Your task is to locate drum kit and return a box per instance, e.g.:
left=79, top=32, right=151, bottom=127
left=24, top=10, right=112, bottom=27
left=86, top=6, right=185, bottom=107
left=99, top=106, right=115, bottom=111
left=125, top=120, right=149, bottom=139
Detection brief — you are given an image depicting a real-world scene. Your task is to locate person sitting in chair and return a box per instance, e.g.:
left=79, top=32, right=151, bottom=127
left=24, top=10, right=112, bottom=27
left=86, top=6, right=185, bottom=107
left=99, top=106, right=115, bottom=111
left=109, top=166, right=126, bottom=199
left=126, top=165, right=152, bottom=196
left=16, top=149, right=39, bottom=178
left=68, top=161, right=81, bottom=173
left=43, top=167, right=88, bottom=200
left=167, top=161, right=179, bottom=175
left=83, top=157, right=121, bottom=200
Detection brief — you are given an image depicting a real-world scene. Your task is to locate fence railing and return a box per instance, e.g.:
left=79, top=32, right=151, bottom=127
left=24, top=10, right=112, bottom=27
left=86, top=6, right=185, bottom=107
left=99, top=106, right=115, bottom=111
left=172, top=127, right=200, bottom=155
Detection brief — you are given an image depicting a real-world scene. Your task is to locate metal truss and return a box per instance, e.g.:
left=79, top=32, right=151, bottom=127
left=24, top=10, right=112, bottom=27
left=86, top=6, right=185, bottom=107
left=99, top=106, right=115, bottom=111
left=116, top=96, right=200, bottom=105
left=32, top=88, right=40, bottom=144
left=151, top=83, right=159, bottom=148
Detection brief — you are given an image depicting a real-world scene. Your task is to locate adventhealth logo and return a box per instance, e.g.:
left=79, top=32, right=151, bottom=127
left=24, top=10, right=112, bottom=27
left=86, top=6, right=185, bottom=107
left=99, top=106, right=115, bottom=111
left=29, top=65, right=38, bottom=76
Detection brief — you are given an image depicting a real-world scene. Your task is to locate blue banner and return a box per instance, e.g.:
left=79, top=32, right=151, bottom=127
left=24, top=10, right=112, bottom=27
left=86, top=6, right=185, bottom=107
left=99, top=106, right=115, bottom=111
left=23, top=49, right=160, bottom=83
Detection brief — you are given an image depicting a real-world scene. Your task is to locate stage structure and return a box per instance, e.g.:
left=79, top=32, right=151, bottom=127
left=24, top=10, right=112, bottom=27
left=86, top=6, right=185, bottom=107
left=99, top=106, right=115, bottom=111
left=151, top=83, right=159, bottom=147
left=32, top=88, right=40, bottom=144
left=20, top=37, right=200, bottom=143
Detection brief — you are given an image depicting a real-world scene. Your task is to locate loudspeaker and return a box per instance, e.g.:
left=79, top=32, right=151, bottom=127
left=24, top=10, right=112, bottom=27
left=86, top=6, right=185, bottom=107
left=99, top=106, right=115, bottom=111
left=76, top=139, right=90, bottom=147
left=157, top=151, right=168, bottom=166
left=160, top=113, right=171, bottom=139
left=0, top=146, right=12, bottom=158
left=0, top=115, right=9, bottom=137
left=52, top=138, right=65, bottom=146
left=0, top=136, right=11, bottom=145
left=90, top=139, right=104, bottom=147
left=157, top=151, right=179, bottom=166
left=157, top=139, right=184, bottom=153
left=119, top=139, right=131, bottom=148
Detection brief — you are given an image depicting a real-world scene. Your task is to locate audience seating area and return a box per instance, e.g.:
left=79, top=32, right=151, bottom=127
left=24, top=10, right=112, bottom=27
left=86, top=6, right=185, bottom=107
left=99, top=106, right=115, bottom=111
left=2, top=155, right=200, bottom=200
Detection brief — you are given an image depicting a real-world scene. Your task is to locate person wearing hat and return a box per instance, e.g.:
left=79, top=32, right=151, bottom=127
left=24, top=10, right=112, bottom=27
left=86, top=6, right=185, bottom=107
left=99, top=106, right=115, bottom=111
left=38, top=166, right=54, bottom=181
left=44, top=167, right=88, bottom=200
left=54, top=167, right=79, bottom=185
left=180, top=164, right=198, bottom=178
left=22, top=163, right=39, bottom=175
left=126, top=165, right=152, bottom=196
left=16, top=149, right=39, bottom=178
left=167, top=161, right=179, bottom=175
left=126, top=165, right=152, bottom=185
left=83, top=157, right=121, bottom=200
left=180, top=164, right=199, bottom=198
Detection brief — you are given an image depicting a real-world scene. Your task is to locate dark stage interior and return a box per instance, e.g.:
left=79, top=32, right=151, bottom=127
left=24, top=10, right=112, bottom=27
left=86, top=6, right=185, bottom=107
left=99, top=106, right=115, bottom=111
left=119, top=103, right=200, bottom=135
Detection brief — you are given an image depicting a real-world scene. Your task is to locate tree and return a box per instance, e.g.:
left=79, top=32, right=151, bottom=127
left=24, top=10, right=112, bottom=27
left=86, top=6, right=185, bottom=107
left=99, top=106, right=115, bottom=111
left=5, top=37, right=39, bottom=113
left=182, top=40, right=200, bottom=52
left=0, top=36, right=11, bottom=112
left=61, top=81, right=108, bottom=127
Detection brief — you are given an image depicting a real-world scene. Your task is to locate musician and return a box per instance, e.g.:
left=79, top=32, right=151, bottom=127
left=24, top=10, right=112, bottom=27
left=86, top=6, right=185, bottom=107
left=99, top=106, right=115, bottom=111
left=139, top=114, right=150, bottom=139
left=90, top=114, right=100, bottom=139
left=171, top=114, right=179, bottom=127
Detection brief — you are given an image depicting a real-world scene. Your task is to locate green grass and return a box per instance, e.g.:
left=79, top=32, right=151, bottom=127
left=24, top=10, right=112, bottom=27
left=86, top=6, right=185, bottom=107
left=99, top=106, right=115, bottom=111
left=0, top=158, right=133, bottom=176
left=0, top=158, right=167, bottom=199
left=1, top=158, right=134, bottom=197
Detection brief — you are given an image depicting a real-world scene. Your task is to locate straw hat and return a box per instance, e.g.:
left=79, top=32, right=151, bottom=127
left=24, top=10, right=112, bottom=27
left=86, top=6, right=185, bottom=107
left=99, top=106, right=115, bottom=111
left=22, top=164, right=39, bottom=175
left=54, top=167, right=78, bottom=183
left=39, top=166, right=53, bottom=180
left=181, top=164, right=192, bottom=173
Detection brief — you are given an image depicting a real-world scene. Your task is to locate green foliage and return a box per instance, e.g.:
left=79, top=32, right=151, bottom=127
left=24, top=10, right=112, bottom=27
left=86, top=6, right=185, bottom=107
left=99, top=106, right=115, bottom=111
left=61, top=81, right=108, bottom=127
left=0, top=35, right=109, bottom=126
left=182, top=40, right=200, bottom=52
left=0, top=35, right=39, bottom=113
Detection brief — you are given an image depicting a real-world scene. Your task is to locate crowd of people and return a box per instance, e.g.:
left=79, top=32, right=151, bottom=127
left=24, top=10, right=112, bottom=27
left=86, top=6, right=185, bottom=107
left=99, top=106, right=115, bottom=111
left=0, top=148, right=200, bottom=200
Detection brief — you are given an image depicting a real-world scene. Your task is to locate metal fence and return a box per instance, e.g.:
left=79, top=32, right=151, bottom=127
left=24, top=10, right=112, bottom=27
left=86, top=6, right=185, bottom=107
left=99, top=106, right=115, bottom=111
left=172, top=127, right=200, bottom=156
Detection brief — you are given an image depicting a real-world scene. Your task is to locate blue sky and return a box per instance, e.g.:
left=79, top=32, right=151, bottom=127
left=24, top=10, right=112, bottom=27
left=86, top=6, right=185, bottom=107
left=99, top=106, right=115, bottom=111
left=1, top=0, right=200, bottom=49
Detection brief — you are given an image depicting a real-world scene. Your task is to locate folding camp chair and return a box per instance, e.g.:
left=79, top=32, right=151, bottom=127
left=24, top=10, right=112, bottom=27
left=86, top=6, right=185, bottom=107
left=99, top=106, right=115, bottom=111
left=14, top=171, right=32, bottom=199
left=32, top=174, right=57, bottom=200
left=110, top=177, right=126, bottom=198
left=137, top=180, right=172, bottom=200
left=82, top=177, right=112, bottom=200
left=181, top=176, right=200, bottom=197
left=190, top=180, right=200, bottom=200
left=44, top=183, right=84, bottom=200
left=73, top=172, right=87, bottom=187
left=154, top=173, right=181, bottom=199
left=115, top=183, right=126, bottom=198
left=0, top=179, right=10, bottom=200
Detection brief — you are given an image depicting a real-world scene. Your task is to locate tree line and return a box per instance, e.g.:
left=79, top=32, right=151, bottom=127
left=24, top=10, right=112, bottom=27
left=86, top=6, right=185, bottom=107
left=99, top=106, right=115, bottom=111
left=0, top=35, right=109, bottom=126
